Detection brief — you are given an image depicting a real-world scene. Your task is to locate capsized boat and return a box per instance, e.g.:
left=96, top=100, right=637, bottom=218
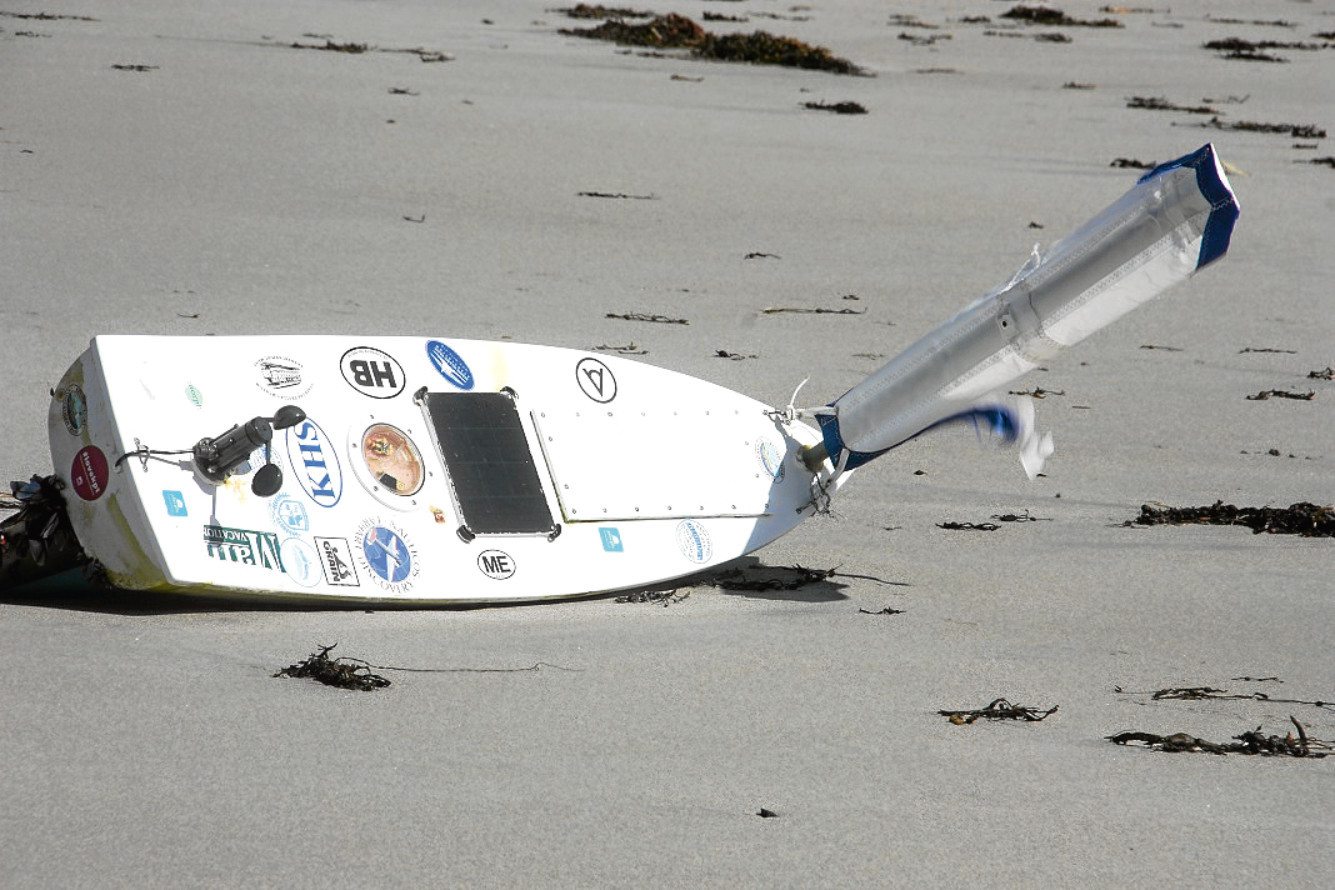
left=1, top=145, right=1238, bottom=604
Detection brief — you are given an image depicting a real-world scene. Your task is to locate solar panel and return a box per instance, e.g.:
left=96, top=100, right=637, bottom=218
left=418, top=391, right=558, bottom=539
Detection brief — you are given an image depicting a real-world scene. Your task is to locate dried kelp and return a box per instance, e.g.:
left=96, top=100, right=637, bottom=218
left=1115, top=684, right=1334, bottom=711
left=606, top=312, right=688, bottom=324
left=1000, top=5, right=1121, bottom=27
left=617, top=589, right=690, bottom=605
left=940, top=698, right=1058, bottom=725
left=1308, top=366, right=1334, bottom=380
left=1203, top=37, right=1323, bottom=62
left=578, top=190, right=656, bottom=199
left=1008, top=386, right=1064, bottom=398
left=561, top=13, right=867, bottom=75
left=761, top=306, right=865, bottom=315
left=275, top=644, right=391, bottom=691
left=858, top=605, right=904, bottom=615
left=556, top=4, right=655, bottom=20
left=0, top=10, right=97, bottom=20
left=1194, top=117, right=1326, bottom=139
left=1109, top=718, right=1329, bottom=757
left=593, top=342, right=647, bottom=354
left=1111, top=158, right=1156, bottom=170
left=1131, top=501, right=1334, bottom=537
left=937, top=521, right=999, bottom=531
left=1127, top=96, right=1219, bottom=115
left=276, top=38, right=452, bottom=62
left=275, top=644, right=579, bottom=683
left=712, top=565, right=835, bottom=591
left=993, top=510, right=1050, bottom=523
left=1246, top=388, right=1315, bottom=400
left=803, top=101, right=868, bottom=115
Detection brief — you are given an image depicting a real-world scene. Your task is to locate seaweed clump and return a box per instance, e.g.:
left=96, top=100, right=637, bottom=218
left=561, top=13, right=868, bottom=75
left=1000, top=5, right=1122, bottom=27
left=1132, top=501, right=1334, bottom=537
left=1109, top=718, right=1329, bottom=757
left=275, top=644, right=391, bottom=691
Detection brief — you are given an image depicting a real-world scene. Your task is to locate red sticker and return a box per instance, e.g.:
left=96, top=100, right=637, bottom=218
left=71, top=445, right=109, bottom=501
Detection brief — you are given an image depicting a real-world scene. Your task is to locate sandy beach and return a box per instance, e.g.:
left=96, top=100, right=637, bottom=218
left=2, top=1, right=1332, bottom=886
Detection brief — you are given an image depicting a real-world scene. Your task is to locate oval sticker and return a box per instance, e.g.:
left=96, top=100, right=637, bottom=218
left=340, top=346, right=406, bottom=399
left=284, top=418, right=344, bottom=508
left=477, top=549, right=516, bottom=580
left=426, top=340, right=474, bottom=391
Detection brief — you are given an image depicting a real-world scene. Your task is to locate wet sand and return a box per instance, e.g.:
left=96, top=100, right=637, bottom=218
left=2, top=1, right=1332, bottom=886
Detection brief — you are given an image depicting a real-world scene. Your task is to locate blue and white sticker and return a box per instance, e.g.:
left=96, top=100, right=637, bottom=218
left=185, top=383, right=204, bottom=408
left=162, top=490, right=188, bottom=517
left=270, top=493, right=311, bottom=534
left=426, top=340, right=474, bottom=390
left=756, top=439, right=785, bottom=483
left=280, top=538, right=322, bottom=587
left=284, top=418, right=343, bottom=508
left=355, top=518, right=419, bottom=594
left=477, top=549, right=516, bottom=580
left=675, top=519, right=711, bottom=564
left=60, top=385, right=87, bottom=436
left=599, top=527, right=624, bottom=552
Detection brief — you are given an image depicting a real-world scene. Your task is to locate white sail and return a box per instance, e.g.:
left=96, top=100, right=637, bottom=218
left=815, top=143, right=1239, bottom=474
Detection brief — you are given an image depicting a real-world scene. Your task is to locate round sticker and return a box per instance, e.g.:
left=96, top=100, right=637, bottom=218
left=356, top=519, right=420, bottom=594
left=61, top=385, right=88, bottom=436
left=280, top=538, right=322, bottom=588
left=576, top=357, right=617, bottom=403
left=361, top=424, right=425, bottom=496
left=255, top=355, right=312, bottom=400
left=675, top=519, right=712, bottom=564
left=71, top=445, right=109, bottom=501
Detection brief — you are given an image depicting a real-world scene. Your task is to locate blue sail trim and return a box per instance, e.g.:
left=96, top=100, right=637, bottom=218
left=818, top=403, right=1023, bottom=472
left=1137, top=143, right=1239, bottom=269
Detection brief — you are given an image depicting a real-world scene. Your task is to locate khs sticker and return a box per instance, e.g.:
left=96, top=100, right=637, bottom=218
left=284, top=418, right=343, bottom=508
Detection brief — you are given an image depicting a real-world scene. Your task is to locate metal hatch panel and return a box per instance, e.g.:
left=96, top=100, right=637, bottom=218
left=532, top=407, right=782, bottom=521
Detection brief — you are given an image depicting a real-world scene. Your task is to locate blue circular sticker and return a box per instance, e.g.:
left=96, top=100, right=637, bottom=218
left=357, top=521, right=418, bottom=591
